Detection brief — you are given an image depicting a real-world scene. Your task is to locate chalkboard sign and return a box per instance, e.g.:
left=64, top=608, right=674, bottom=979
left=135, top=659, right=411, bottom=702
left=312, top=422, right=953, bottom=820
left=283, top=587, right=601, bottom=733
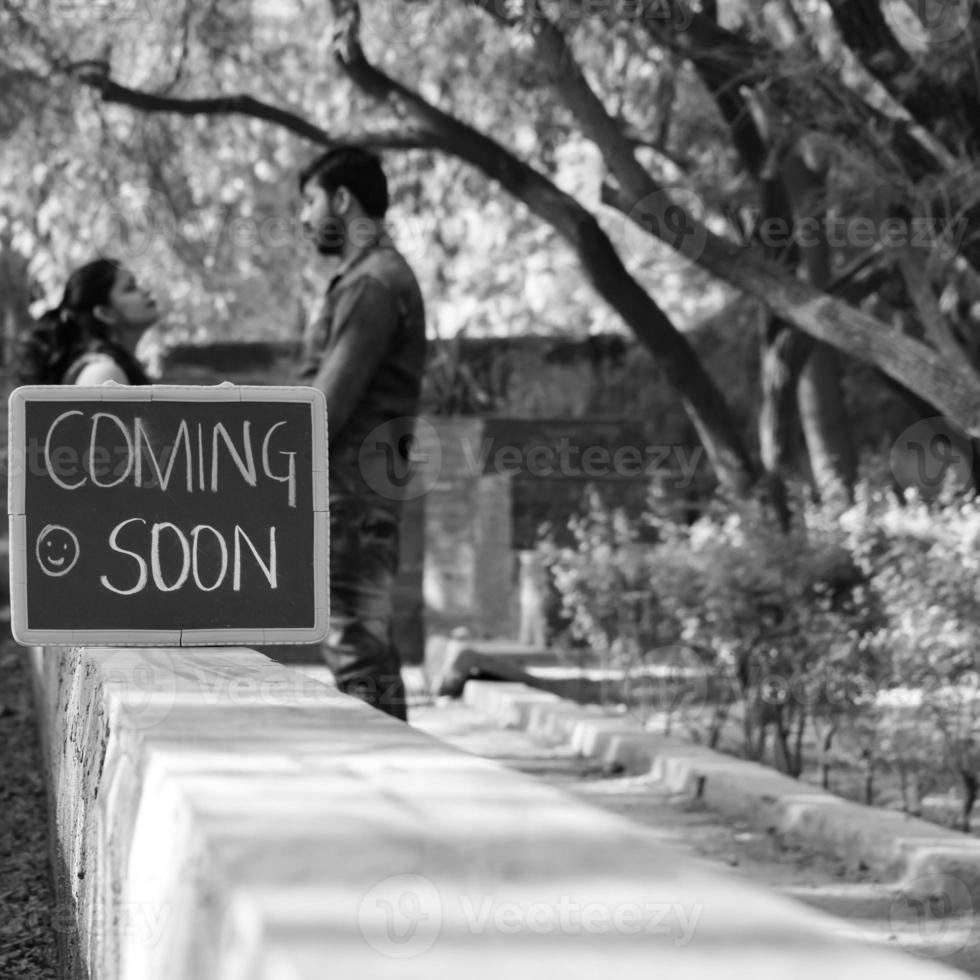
left=8, top=385, right=328, bottom=647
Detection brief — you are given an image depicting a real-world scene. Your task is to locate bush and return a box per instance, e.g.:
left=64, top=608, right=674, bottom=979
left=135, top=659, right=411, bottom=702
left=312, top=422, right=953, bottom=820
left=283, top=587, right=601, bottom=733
left=540, top=486, right=881, bottom=773
left=539, top=481, right=980, bottom=815
left=843, top=487, right=980, bottom=828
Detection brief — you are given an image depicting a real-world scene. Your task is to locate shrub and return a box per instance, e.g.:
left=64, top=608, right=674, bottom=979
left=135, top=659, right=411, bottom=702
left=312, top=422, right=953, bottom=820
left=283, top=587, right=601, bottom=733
left=540, top=480, right=980, bottom=822
left=539, top=486, right=882, bottom=774
left=842, top=487, right=980, bottom=829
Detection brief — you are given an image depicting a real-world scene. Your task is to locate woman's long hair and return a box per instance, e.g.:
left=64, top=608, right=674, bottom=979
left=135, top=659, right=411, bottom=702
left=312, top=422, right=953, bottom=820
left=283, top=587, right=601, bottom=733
left=17, top=258, right=150, bottom=385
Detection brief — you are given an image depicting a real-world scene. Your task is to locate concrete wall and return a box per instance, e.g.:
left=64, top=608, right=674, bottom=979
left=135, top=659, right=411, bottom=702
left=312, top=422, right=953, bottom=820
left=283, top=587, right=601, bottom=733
left=30, top=646, right=967, bottom=980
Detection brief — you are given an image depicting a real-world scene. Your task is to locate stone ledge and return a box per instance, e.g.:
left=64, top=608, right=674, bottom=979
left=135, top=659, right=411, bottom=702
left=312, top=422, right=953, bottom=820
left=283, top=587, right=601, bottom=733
left=29, top=650, right=969, bottom=979
left=464, top=679, right=980, bottom=913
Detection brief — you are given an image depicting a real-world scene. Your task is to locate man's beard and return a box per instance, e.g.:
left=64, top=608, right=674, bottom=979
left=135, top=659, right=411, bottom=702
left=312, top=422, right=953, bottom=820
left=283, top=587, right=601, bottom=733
left=313, top=216, right=347, bottom=256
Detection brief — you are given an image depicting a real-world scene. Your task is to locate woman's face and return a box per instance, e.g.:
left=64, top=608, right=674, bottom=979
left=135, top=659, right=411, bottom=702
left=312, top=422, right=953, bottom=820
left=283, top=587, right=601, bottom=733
left=103, top=268, right=159, bottom=331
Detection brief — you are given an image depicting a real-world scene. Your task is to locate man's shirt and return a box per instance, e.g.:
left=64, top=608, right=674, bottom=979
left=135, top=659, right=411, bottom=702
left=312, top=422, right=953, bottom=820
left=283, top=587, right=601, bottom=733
left=297, top=233, right=427, bottom=514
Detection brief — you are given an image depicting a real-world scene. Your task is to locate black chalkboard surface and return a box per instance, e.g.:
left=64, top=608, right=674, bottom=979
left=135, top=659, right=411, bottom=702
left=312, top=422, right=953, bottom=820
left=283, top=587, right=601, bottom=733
left=8, top=385, right=328, bottom=646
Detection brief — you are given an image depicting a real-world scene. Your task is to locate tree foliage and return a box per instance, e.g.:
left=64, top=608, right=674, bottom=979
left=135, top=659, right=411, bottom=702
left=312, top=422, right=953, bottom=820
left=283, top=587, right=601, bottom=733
left=4, top=0, right=980, bottom=498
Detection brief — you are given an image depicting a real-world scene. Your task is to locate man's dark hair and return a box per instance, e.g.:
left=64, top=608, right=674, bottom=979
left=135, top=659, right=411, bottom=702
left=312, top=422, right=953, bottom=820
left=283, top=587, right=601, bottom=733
left=299, top=146, right=389, bottom=218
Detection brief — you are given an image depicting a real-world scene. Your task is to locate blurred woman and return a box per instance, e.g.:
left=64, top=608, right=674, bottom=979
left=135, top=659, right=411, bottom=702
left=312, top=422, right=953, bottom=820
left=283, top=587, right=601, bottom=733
left=18, top=258, right=159, bottom=385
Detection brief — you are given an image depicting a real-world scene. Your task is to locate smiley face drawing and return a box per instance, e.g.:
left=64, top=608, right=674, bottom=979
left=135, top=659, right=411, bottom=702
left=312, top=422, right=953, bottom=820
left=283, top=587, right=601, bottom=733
left=36, top=525, right=80, bottom=577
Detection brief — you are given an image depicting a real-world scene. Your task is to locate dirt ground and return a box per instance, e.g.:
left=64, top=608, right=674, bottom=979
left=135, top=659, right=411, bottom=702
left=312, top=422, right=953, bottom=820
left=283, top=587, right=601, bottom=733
left=0, top=640, right=59, bottom=980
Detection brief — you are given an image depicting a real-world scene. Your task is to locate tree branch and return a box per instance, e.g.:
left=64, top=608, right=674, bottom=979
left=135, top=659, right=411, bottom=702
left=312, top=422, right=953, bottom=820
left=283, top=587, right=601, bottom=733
left=644, top=0, right=944, bottom=181
left=327, top=0, right=759, bottom=491
left=65, top=11, right=980, bottom=436
left=471, top=0, right=980, bottom=433
left=520, top=7, right=980, bottom=432
left=598, top=180, right=980, bottom=433
left=898, top=247, right=980, bottom=381
left=824, top=0, right=980, bottom=154
left=68, top=60, right=435, bottom=151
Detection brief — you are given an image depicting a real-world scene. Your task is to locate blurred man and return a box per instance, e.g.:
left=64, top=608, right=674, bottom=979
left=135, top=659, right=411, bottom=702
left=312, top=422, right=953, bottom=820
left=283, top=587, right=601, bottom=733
left=297, top=146, right=426, bottom=721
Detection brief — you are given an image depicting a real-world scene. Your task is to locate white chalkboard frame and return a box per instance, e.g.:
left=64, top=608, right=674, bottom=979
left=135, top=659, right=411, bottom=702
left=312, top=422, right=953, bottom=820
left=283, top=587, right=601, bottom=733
left=8, top=383, right=329, bottom=647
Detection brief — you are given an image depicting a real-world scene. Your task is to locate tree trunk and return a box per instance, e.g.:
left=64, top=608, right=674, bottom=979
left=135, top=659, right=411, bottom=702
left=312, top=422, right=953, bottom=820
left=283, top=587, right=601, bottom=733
left=819, top=722, right=836, bottom=791
left=901, top=766, right=923, bottom=816
left=771, top=705, right=805, bottom=778
left=755, top=164, right=805, bottom=530
left=862, top=749, right=875, bottom=805
left=792, top=705, right=807, bottom=779
left=0, top=240, right=32, bottom=369
left=785, top=149, right=856, bottom=505
left=772, top=709, right=792, bottom=775
left=960, top=770, right=978, bottom=833
left=708, top=701, right=729, bottom=750
left=798, top=345, right=856, bottom=506
left=742, top=696, right=763, bottom=761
